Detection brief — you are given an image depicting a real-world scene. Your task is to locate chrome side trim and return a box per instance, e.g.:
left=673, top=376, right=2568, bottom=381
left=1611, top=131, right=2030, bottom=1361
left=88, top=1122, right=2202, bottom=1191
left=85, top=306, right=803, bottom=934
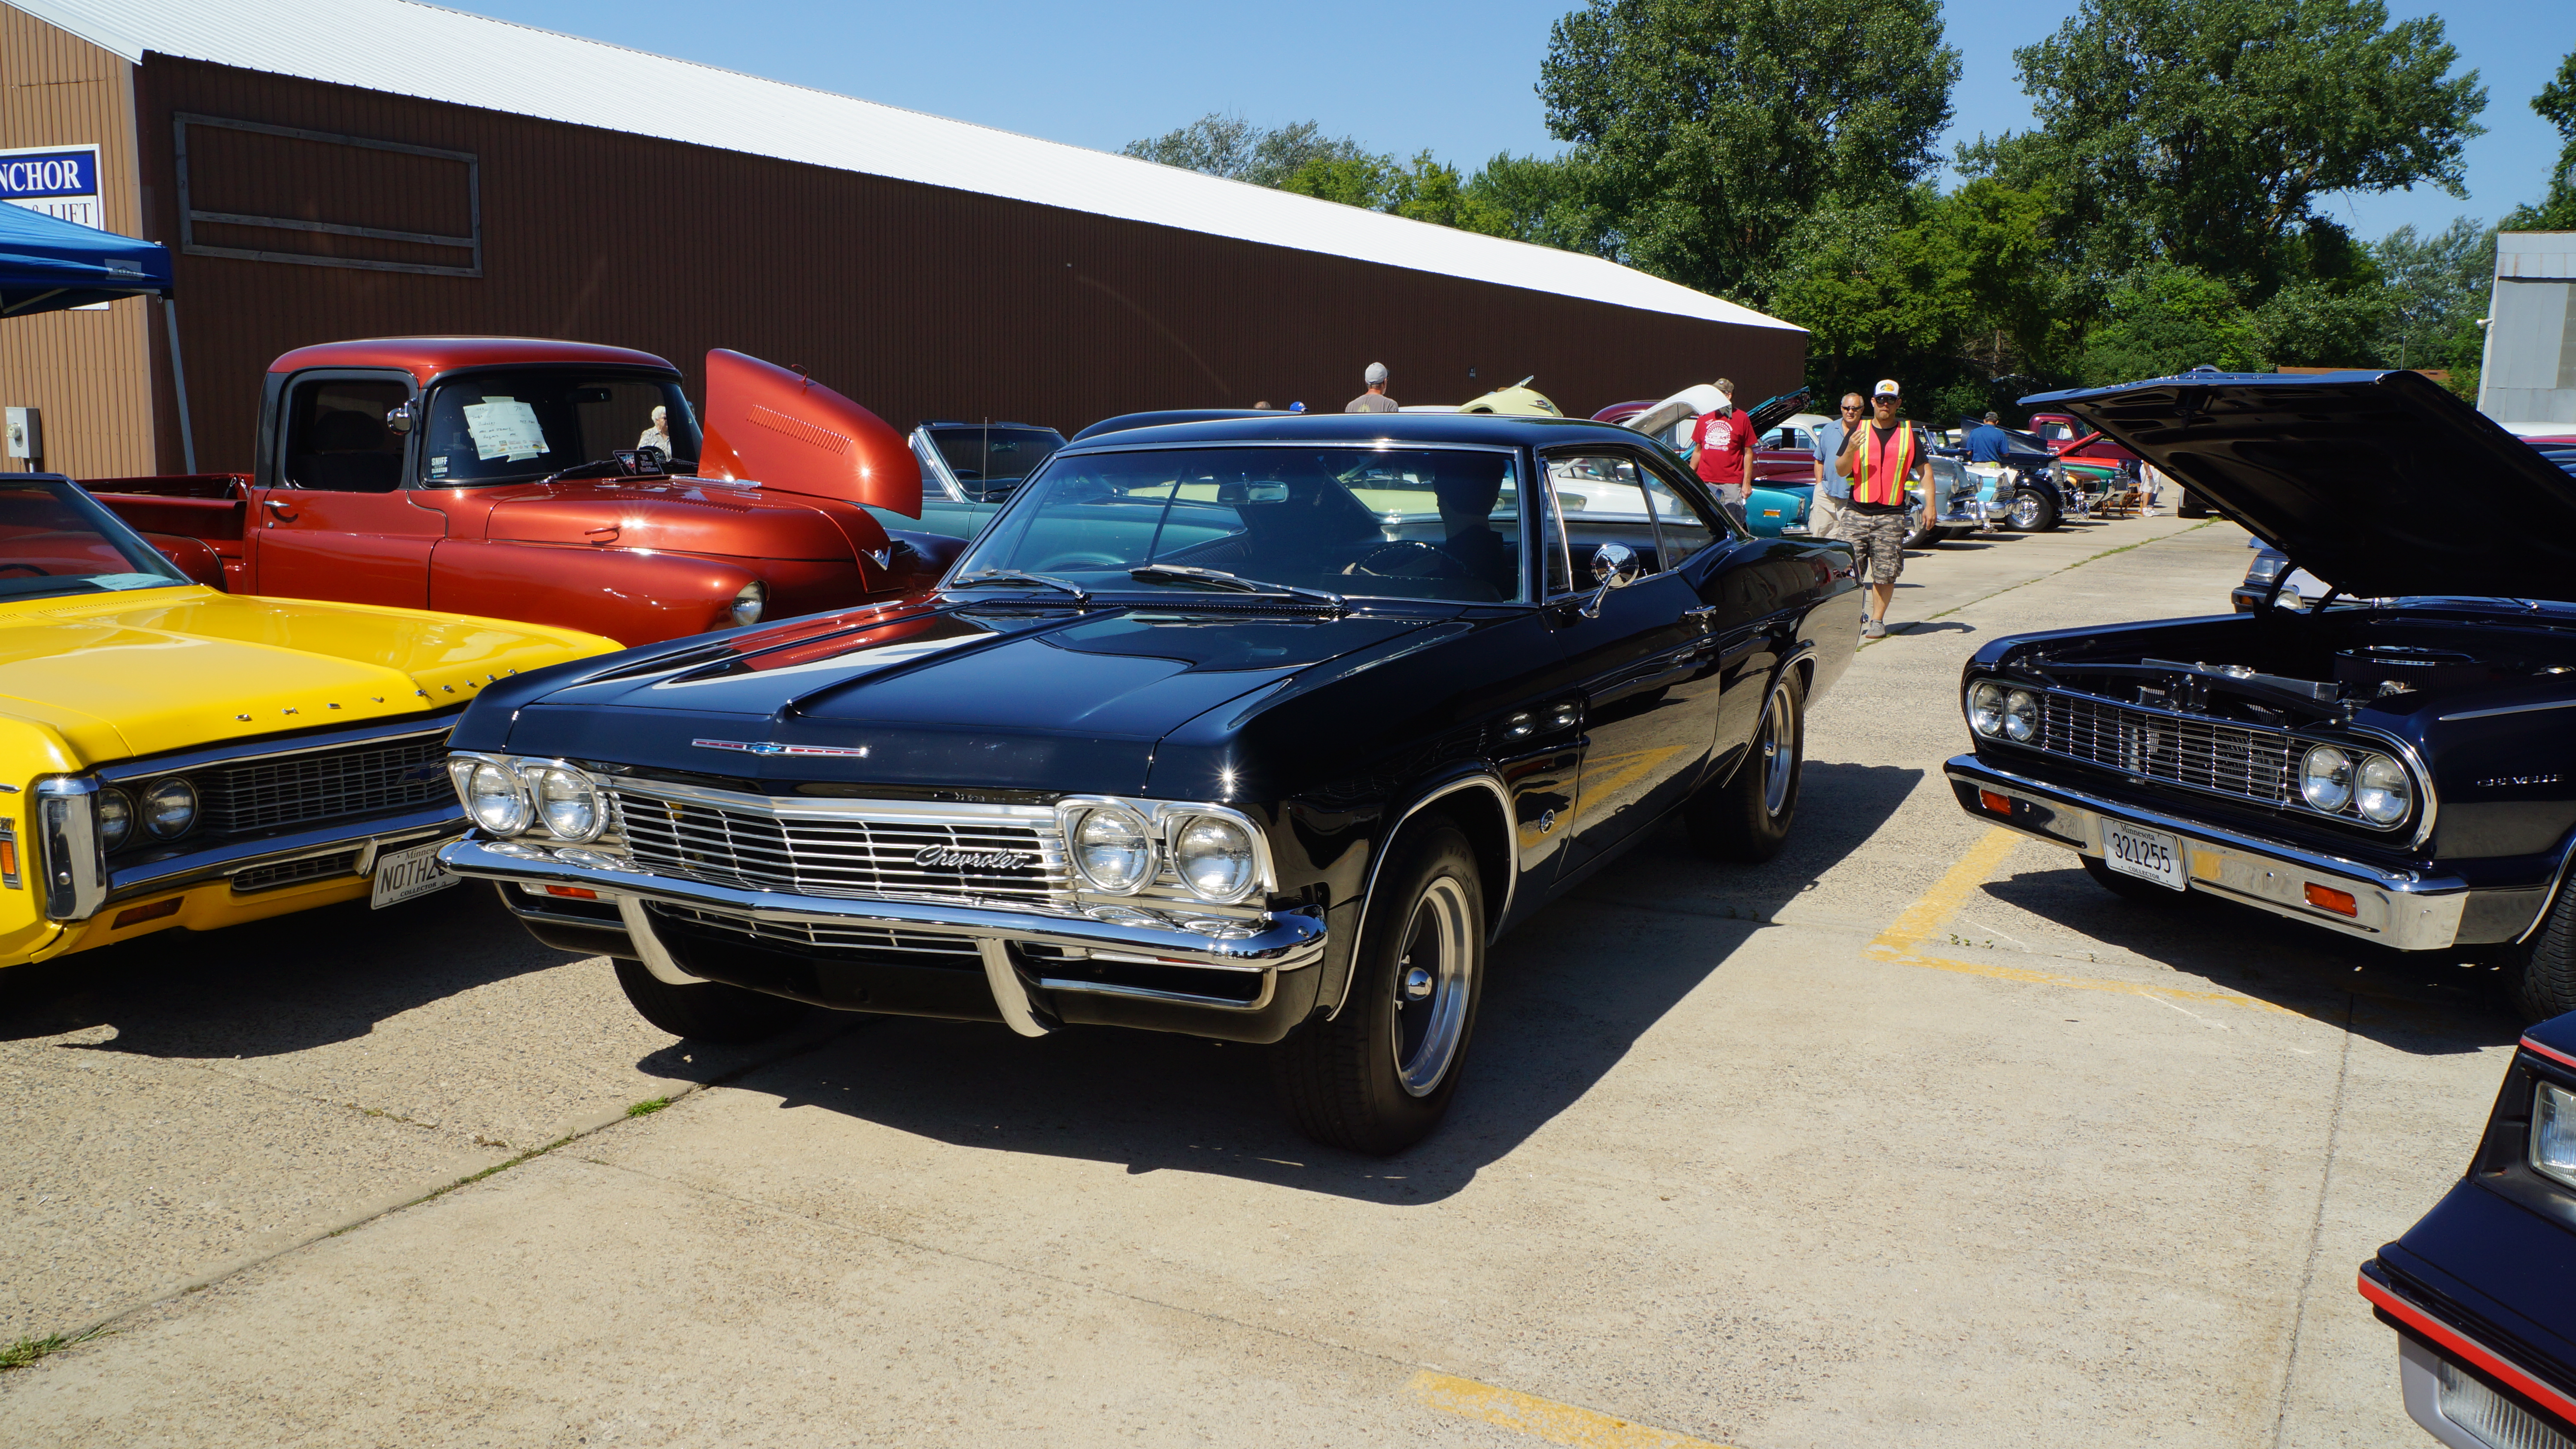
left=617, top=894, right=699, bottom=987
left=33, top=776, right=104, bottom=921
left=2439, top=698, right=2576, bottom=722
left=2516, top=828, right=2576, bottom=946
left=1332, top=773, right=1516, bottom=1022
left=979, top=940, right=1055, bottom=1037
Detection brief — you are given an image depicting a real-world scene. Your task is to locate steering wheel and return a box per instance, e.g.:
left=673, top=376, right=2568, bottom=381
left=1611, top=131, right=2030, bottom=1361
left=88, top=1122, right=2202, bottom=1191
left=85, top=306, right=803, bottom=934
left=1029, top=552, right=1124, bottom=572
left=0, top=564, right=50, bottom=577
left=1345, top=540, right=1472, bottom=581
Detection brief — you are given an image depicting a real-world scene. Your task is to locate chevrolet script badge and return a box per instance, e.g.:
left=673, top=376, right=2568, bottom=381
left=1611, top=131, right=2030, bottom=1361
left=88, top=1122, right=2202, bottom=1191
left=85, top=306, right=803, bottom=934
left=691, top=739, right=869, bottom=757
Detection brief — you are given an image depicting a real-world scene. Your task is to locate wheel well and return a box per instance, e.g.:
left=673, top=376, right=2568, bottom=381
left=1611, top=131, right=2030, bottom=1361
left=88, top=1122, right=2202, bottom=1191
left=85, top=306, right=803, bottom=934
left=1411, top=786, right=1512, bottom=940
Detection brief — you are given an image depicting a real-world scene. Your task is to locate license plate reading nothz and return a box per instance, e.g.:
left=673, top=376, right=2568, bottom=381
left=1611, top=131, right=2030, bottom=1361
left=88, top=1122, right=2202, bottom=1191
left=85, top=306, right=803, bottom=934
left=371, top=839, right=459, bottom=908
left=2102, top=822, right=2187, bottom=891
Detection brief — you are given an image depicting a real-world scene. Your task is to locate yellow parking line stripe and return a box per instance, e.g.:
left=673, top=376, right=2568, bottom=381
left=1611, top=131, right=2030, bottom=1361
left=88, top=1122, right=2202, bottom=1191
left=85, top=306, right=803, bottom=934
left=1406, top=1371, right=1736, bottom=1449
left=1865, top=825, right=2293, bottom=1016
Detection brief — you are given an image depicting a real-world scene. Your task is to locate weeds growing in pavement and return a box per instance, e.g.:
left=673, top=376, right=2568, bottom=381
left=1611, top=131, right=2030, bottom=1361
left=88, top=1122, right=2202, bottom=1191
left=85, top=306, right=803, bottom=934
left=626, top=1097, right=671, bottom=1118
left=1, top=1326, right=112, bottom=1371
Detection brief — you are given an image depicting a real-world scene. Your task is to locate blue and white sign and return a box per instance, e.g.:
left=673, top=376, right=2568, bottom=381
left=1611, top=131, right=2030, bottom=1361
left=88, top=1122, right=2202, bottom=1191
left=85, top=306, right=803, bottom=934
left=0, top=145, right=103, bottom=229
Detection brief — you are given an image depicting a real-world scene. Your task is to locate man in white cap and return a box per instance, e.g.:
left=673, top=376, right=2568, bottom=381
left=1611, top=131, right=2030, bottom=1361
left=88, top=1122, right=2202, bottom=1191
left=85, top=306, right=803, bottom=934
left=1833, top=378, right=1932, bottom=639
left=1345, top=362, right=1399, bottom=413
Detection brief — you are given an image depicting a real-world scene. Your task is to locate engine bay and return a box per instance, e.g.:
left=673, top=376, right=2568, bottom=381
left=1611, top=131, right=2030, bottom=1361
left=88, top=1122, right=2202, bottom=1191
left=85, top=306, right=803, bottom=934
left=2010, top=618, right=2576, bottom=729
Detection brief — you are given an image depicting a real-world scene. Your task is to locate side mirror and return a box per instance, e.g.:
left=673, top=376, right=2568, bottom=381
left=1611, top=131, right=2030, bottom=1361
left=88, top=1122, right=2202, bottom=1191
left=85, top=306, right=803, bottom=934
left=1580, top=543, right=1641, bottom=618
left=384, top=401, right=414, bottom=434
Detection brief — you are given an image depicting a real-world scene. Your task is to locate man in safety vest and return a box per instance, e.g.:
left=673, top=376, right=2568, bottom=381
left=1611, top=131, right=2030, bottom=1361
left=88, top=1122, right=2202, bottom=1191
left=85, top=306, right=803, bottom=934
left=1833, top=378, right=1933, bottom=639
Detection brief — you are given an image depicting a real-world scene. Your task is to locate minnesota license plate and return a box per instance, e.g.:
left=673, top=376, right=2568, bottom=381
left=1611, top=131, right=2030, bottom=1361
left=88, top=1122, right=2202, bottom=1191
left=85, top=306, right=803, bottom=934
left=2102, top=822, right=2186, bottom=891
left=371, top=839, right=460, bottom=909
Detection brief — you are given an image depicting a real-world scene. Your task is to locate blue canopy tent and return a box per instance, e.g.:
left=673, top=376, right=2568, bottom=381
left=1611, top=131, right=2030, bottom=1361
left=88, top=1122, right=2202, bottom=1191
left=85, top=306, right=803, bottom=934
left=0, top=202, right=198, bottom=469
left=0, top=200, right=171, bottom=315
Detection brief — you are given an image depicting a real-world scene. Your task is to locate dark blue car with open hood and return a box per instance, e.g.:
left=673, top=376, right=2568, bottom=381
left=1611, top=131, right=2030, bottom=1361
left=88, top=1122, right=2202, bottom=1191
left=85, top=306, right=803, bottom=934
left=435, top=413, right=1859, bottom=1152
left=1946, top=370, right=2576, bottom=1026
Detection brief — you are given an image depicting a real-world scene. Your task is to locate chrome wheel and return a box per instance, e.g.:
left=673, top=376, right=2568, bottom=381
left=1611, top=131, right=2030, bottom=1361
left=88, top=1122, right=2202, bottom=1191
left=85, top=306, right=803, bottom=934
left=1391, top=874, right=1474, bottom=1097
left=1758, top=683, right=1797, bottom=817
left=2008, top=490, right=2044, bottom=530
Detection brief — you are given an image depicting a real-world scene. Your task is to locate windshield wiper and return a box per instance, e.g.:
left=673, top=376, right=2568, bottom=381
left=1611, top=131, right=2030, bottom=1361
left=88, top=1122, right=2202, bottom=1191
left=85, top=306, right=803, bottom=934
left=1128, top=564, right=1346, bottom=612
left=944, top=569, right=1091, bottom=604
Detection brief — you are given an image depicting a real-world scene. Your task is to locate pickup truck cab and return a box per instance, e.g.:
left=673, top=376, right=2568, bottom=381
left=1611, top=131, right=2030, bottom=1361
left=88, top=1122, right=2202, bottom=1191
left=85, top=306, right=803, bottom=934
left=88, top=339, right=958, bottom=646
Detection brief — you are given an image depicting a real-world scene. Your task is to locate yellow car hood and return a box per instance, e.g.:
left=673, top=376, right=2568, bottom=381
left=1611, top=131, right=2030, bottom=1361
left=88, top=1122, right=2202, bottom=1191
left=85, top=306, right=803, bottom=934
left=0, top=585, right=616, bottom=764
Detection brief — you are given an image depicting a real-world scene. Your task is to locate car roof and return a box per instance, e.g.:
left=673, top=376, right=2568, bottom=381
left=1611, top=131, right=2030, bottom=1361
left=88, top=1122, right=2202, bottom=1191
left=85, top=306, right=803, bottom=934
left=269, top=336, right=678, bottom=386
left=1056, top=412, right=1658, bottom=452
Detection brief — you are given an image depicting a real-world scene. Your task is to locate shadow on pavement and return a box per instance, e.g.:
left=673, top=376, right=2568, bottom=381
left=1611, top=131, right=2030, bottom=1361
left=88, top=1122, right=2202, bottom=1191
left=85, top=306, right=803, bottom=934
left=1978, top=858, right=2515, bottom=1054
left=1892, top=621, right=1975, bottom=635
left=700, top=761, right=1926, bottom=1205
left=0, top=881, right=568, bottom=1058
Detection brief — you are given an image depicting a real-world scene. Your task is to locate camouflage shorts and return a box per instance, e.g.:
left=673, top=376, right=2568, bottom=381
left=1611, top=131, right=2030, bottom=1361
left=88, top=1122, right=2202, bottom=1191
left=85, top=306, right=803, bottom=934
left=1834, top=509, right=1909, bottom=582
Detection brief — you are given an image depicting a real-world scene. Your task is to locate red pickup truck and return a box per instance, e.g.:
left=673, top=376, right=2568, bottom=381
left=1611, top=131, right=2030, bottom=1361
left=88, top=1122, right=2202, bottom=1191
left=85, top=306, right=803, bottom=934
left=86, top=338, right=957, bottom=646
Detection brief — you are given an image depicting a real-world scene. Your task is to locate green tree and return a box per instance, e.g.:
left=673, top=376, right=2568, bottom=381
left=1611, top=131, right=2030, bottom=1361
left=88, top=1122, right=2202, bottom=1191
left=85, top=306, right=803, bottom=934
left=2076, top=263, right=2264, bottom=384
left=1964, top=0, right=2485, bottom=293
left=2504, top=50, right=2576, bottom=230
left=1464, top=153, right=1614, bottom=255
left=1538, top=0, right=1960, bottom=306
left=1123, top=114, right=1373, bottom=188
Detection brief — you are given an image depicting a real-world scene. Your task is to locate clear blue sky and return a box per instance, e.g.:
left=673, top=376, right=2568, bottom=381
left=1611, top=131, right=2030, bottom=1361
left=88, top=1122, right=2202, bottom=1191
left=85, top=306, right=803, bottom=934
left=461, top=0, right=2567, bottom=243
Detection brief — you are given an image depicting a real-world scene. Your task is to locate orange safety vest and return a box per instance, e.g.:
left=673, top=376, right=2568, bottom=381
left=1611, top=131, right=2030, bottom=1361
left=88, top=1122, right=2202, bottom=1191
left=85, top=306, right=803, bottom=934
left=1850, top=423, right=1919, bottom=507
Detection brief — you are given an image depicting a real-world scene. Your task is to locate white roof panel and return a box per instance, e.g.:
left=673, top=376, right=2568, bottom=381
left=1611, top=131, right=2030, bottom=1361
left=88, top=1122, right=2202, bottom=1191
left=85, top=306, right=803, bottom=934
left=18, top=0, right=1799, bottom=333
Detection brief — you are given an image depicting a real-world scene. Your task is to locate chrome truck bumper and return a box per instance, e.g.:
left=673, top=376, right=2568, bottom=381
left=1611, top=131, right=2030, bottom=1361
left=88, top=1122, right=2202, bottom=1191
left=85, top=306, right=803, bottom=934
left=438, top=836, right=1329, bottom=1037
left=1944, top=754, right=2501, bottom=950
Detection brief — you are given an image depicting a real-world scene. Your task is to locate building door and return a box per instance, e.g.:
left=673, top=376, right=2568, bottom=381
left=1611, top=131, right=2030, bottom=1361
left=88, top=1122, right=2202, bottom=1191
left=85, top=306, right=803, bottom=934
left=251, top=373, right=442, bottom=607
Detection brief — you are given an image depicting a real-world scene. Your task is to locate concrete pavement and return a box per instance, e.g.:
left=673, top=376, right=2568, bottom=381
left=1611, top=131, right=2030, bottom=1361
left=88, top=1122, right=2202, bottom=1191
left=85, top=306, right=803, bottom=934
left=0, top=516, right=2512, bottom=1446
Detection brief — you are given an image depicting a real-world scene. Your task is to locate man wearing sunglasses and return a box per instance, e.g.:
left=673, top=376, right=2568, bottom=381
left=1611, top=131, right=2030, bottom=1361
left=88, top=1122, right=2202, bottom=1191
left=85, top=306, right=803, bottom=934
left=1835, top=379, right=1932, bottom=639
left=1811, top=392, right=1863, bottom=542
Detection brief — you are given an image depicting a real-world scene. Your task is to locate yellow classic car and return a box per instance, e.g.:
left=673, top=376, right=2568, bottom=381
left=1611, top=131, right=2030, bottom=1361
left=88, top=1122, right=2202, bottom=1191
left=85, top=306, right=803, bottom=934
left=2, top=472, right=618, bottom=966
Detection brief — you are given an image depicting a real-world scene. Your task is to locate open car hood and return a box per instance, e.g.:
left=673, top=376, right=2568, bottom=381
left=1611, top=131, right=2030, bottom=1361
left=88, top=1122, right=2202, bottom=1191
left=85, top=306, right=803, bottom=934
left=1622, top=385, right=1808, bottom=440
left=2023, top=370, right=2576, bottom=603
left=698, top=349, right=921, bottom=517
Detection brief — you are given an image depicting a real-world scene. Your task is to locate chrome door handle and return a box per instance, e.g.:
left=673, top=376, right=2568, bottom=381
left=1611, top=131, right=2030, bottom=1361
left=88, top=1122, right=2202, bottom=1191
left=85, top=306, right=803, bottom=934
left=1682, top=605, right=1721, bottom=629
left=261, top=498, right=296, bottom=521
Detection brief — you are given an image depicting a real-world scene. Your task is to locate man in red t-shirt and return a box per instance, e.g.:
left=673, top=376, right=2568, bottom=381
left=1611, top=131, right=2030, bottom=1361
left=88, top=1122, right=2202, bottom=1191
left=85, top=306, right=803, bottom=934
left=1687, top=377, right=1753, bottom=525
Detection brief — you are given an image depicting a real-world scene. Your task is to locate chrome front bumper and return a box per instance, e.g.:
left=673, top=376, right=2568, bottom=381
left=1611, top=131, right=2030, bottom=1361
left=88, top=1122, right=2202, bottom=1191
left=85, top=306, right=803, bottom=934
left=439, top=836, right=1330, bottom=1035
left=1946, top=754, right=2479, bottom=949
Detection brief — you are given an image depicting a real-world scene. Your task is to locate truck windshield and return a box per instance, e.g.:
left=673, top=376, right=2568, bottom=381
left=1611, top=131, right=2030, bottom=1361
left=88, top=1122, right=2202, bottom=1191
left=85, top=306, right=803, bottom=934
left=920, top=425, right=1064, bottom=501
left=955, top=445, right=1527, bottom=603
left=421, top=370, right=700, bottom=486
left=0, top=478, right=189, bottom=601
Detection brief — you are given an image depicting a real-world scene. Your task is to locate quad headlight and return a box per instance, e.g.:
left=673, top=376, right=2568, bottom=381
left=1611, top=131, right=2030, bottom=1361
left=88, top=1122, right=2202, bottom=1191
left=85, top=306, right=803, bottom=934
left=1067, top=803, right=1155, bottom=894
left=2535, top=1080, right=2576, bottom=1191
left=94, top=787, right=134, bottom=852
left=1965, top=682, right=2040, bottom=743
left=451, top=757, right=534, bottom=835
left=1170, top=813, right=1258, bottom=904
left=529, top=766, right=603, bottom=842
left=1057, top=797, right=1275, bottom=904
left=2300, top=745, right=2351, bottom=813
left=1968, top=682, right=2005, bottom=737
left=2002, top=688, right=2039, bottom=743
left=140, top=777, right=197, bottom=840
left=449, top=756, right=612, bottom=841
left=2355, top=753, right=2411, bottom=825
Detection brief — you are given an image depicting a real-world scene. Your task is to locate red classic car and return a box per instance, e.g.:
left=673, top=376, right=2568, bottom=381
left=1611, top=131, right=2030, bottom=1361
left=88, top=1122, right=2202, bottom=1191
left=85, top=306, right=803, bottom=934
left=1590, top=389, right=1815, bottom=483
left=86, top=339, right=957, bottom=646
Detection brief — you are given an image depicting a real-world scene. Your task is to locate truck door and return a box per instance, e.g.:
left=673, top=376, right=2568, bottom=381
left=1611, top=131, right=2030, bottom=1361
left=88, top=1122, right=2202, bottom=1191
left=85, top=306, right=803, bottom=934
left=252, top=371, right=443, bottom=607
left=1538, top=447, right=1745, bottom=875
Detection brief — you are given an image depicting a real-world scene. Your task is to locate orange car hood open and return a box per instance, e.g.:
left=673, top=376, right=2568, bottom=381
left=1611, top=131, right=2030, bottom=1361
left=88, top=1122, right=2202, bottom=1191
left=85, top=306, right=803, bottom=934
left=697, top=349, right=921, bottom=517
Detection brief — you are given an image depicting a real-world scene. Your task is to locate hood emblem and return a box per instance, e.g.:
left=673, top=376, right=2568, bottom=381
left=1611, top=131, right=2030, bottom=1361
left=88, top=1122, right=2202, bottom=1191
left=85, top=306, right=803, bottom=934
left=914, top=844, right=1031, bottom=872
left=691, top=738, right=869, bottom=758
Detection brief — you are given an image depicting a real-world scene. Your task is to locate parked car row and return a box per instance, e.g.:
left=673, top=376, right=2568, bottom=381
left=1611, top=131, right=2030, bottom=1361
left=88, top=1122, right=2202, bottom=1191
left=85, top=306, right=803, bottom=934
left=12, top=351, right=1862, bottom=1155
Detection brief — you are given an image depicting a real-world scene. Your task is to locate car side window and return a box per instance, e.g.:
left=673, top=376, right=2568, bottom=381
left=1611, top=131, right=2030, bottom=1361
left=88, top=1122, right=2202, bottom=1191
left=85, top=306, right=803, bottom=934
left=280, top=378, right=409, bottom=492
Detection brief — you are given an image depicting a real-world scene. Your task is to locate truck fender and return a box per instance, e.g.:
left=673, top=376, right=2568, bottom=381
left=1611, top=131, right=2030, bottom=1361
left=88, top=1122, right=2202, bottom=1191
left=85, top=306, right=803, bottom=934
left=428, top=540, right=762, bottom=648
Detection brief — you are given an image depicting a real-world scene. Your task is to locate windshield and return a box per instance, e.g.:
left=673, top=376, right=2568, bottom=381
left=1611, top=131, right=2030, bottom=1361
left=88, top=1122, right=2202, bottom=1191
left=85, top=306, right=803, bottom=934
left=957, top=446, right=1527, bottom=603
left=922, top=426, right=1063, bottom=500
left=421, top=370, right=700, bottom=486
left=0, top=479, right=189, bottom=601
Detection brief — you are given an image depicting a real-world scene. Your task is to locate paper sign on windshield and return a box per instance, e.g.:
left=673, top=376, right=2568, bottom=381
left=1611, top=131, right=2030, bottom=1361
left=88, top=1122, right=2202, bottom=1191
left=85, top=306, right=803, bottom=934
left=462, top=399, right=549, bottom=462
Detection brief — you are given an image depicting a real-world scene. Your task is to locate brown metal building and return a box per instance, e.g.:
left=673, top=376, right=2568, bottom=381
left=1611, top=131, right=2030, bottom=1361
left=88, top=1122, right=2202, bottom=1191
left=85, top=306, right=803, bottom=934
left=0, top=0, right=1806, bottom=481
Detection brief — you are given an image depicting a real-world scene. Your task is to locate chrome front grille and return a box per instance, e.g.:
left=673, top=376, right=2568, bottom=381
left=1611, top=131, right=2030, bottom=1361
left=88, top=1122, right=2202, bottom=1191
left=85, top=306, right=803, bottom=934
left=653, top=902, right=985, bottom=961
left=196, top=734, right=453, bottom=834
left=2036, top=691, right=2295, bottom=806
left=608, top=785, right=1069, bottom=906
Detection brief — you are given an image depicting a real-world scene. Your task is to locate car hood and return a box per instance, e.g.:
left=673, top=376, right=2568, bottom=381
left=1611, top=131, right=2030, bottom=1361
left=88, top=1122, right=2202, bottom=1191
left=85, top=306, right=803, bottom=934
left=2024, top=370, right=2576, bottom=602
left=0, top=585, right=612, bottom=765
left=497, top=600, right=1445, bottom=795
left=475, top=480, right=879, bottom=561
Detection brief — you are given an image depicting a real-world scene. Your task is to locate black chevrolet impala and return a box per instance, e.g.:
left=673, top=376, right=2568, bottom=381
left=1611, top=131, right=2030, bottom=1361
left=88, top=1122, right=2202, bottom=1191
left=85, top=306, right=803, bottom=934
left=436, top=414, right=1860, bottom=1151
left=1947, top=370, right=2576, bottom=1022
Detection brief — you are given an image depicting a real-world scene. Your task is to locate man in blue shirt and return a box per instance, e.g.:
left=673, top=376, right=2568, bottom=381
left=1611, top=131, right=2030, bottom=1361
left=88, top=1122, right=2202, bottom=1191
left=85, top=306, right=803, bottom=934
left=1965, top=411, right=2012, bottom=463
left=1811, top=392, right=1862, bottom=539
